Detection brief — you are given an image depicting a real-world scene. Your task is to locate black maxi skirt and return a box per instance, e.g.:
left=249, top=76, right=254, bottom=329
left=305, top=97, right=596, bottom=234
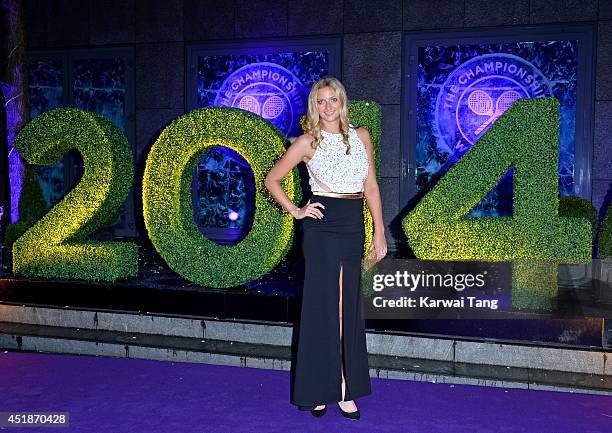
left=291, top=194, right=371, bottom=407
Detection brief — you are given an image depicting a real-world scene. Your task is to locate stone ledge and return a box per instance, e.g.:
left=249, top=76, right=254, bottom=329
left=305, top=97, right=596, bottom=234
left=455, top=340, right=606, bottom=375
left=1, top=322, right=610, bottom=395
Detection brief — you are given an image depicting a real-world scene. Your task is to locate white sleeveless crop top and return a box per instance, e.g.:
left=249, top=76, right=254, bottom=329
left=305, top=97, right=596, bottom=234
left=305, top=126, right=370, bottom=193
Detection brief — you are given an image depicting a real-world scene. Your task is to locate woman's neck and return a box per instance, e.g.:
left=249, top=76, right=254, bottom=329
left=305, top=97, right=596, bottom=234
left=320, top=120, right=341, bottom=134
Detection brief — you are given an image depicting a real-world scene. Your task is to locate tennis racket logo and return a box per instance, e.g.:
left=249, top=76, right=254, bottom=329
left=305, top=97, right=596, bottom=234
left=435, top=53, right=552, bottom=150
left=215, top=62, right=305, bottom=136
left=238, top=95, right=284, bottom=120
left=468, top=90, right=522, bottom=135
left=261, top=96, right=284, bottom=120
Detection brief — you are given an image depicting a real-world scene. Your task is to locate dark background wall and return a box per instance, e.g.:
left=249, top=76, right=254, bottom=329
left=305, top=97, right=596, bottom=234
left=22, top=0, right=612, bottom=250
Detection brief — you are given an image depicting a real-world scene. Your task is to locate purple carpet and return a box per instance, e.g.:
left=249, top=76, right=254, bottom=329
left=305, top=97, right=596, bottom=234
left=0, top=351, right=610, bottom=432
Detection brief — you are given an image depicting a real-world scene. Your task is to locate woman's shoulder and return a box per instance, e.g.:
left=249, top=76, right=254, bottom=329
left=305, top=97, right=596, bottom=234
left=348, top=122, right=367, bottom=130
left=289, top=132, right=316, bottom=155
left=350, top=124, right=371, bottom=141
left=348, top=123, right=367, bottom=133
left=292, top=132, right=314, bottom=145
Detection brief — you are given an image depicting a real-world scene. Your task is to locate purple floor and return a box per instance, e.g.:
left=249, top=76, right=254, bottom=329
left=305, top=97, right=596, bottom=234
left=0, top=351, right=611, bottom=432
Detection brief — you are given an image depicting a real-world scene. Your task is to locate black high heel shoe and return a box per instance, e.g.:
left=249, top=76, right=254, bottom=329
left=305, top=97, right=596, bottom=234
left=336, top=402, right=360, bottom=420
left=310, top=405, right=327, bottom=417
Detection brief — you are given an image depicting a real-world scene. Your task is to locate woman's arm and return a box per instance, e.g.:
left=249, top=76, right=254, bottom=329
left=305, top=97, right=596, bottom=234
left=264, top=135, right=324, bottom=220
left=357, top=127, right=388, bottom=259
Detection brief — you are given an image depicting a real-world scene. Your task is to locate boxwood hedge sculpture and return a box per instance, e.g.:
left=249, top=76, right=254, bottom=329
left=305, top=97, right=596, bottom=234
left=402, top=97, right=592, bottom=309
left=12, top=108, right=138, bottom=281
left=600, top=202, right=612, bottom=259
left=142, top=107, right=302, bottom=288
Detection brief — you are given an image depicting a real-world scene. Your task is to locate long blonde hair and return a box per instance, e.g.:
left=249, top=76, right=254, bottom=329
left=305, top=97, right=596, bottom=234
left=305, top=76, right=351, bottom=155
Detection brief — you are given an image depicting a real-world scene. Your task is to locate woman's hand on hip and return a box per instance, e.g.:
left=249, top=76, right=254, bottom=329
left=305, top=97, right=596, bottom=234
left=372, top=231, right=387, bottom=261
left=291, top=199, right=325, bottom=219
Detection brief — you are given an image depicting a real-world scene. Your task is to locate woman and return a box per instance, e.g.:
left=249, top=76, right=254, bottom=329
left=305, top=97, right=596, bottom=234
left=264, top=76, right=387, bottom=420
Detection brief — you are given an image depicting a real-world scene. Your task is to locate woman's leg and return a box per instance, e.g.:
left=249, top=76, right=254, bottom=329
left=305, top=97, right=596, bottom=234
left=294, top=223, right=340, bottom=409
left=338, top=263, right=358, bottom=412
left=312, top=262, right=348, bottom=411
left=293, top=198, right=370, bottom=409
left=314, top=262, right=356, bottom=412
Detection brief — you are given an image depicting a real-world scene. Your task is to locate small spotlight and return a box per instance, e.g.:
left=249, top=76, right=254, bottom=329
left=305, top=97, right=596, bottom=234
left=228, top=211, right=239, bottom=221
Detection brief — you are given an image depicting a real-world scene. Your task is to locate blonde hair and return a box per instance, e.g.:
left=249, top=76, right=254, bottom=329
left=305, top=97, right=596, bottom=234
left=305, top=76, right=351, bottom=155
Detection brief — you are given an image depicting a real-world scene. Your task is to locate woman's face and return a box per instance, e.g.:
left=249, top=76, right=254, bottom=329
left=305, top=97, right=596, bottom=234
left=316, top=86, right=340, bottom=124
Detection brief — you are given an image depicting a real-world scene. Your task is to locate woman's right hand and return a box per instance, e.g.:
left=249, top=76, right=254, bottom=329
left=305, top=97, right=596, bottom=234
left=291, top=199, right=325, bottom=219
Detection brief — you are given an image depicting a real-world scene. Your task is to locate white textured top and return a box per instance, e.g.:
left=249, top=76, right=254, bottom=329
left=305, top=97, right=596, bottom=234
left=306, top=126, right=370, bottom=193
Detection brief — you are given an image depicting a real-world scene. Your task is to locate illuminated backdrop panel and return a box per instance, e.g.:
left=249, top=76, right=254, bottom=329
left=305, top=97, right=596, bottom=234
left=192, top=48, right=332, bottom=233
left=29, top=59, right=64, bottom=120
left=197, top=52, right=328, bottom=137
left=73, top=58, right=127, bottom=135
left=416, top=40, right=578, bottom=216
left=28, top=59, right=65, bottom=209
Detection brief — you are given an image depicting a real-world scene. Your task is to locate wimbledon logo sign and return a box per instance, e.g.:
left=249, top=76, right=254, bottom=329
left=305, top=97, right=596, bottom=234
left=435, top=53, right=553, bottom=155
left=214, top=62, right=305, bottom=136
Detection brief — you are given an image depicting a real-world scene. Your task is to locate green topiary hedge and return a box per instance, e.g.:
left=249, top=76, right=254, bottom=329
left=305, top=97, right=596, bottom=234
left=348, top=101, right=382, bottom=256
left=559, top=196, right=598, bottom=234
left=142, top=106, right=301, bottom=288
left=3, top=165, right=47, bottom=249
left=345, top=100, right=382, bottom=183
left=402, top=97, right=592, bottom=310
left=3, top=221, right=29, bottom=250
left=11, top=108, right=138, bottom=281
left=402, top=97, right=591, bottom=263
left=599, top=201, right=612, bottom=259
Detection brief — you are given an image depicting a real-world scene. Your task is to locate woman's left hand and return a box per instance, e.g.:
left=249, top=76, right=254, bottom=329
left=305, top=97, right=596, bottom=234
left=372, top=230, right=387, bottom=262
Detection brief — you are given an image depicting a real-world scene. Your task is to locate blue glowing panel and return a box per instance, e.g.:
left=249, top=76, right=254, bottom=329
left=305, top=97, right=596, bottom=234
left=417, top=41, right=577, bottom=216
left=73, top=58, right=126, bottom=134
left=195, top=51, right=329, bottom=229
left=197, top=51, right=328, bottom=137
left=195, top=147, right=255, bottom=229
left=29, top=59, right=64, bottom=119
left=28, top=59, right=65, bottom=208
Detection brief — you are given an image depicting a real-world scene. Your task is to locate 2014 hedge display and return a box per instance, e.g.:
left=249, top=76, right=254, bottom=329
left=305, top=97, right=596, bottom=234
left=10, top=99, right=595, bottom=299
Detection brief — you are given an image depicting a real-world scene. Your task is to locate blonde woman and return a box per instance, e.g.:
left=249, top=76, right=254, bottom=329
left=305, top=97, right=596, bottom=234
left=265, top=76, right=387, bottom=420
